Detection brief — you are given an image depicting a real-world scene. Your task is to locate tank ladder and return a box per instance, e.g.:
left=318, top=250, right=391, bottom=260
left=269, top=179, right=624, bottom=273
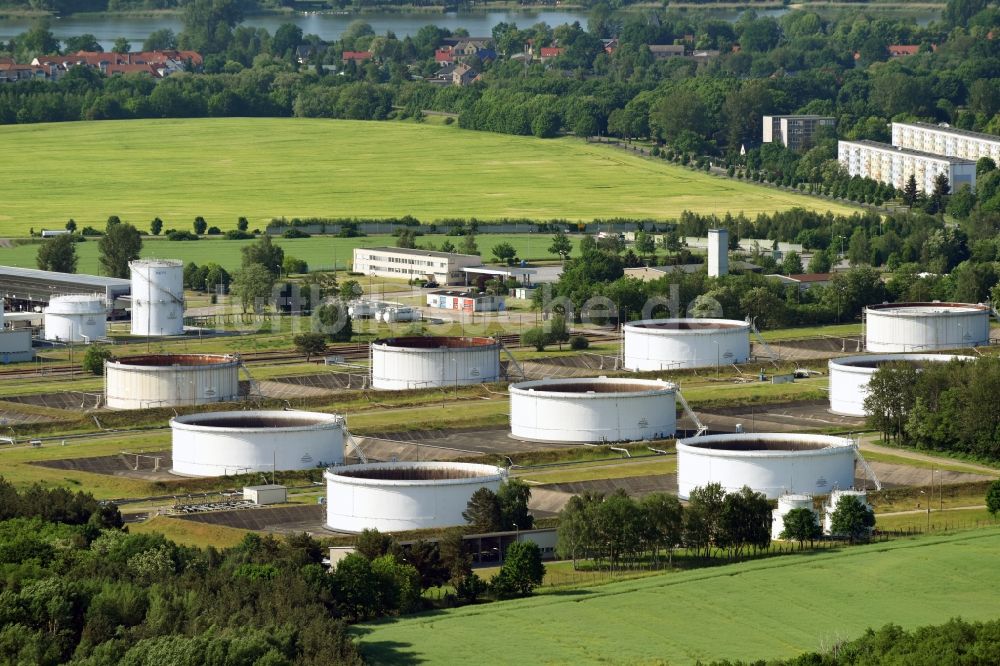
left=675, top=389, right=707, bottom=437
left=746, top=317, right=780, bottom=367
left=236, top=355, right=264, bottom=401
left=343, top=427, right=368, bottom=464
left=853, top=442, right=882, bottom=491
left=498, top=339, right=526, bottom=381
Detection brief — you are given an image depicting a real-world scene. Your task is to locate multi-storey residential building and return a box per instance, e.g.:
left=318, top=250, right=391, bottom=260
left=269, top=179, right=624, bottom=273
left=762, top=115, right=836, bottom=150
left=352, top=247, right=482, bottom=285
left=891, top=122, right=1000, bottom=164
left=838, top=140, right=977, bottom=193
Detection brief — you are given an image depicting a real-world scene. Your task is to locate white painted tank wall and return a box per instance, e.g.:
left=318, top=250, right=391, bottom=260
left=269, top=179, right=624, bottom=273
left=325, top=462, right=506, bottom=532
left=171, top=410, right=345, bottom=477
left=829, top=353, right=976, bottom=416
left=676, top=433, right=857, bottom=500
left=130, top=259, right=185, bottom=336
left=865, top=304, right=990, bottom=352
left=771, top=494, right=816, bottom=540
left=371, top=338, right=501, bottom=390
left=43, top=294, right=107, bottom=342
left=0, top=330, right=33, bottom=363
left=509, top=377, right=677, bottom=442
left=105, top=355, right=241, bottom=409
left=624, top=319, right=751, bottom=371
left=823, top=489, right=872, bottom=535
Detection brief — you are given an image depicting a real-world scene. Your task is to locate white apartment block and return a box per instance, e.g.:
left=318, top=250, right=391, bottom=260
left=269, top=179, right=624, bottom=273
left=837, top=140, right=976, bottom=194
left=762, top=115, right=835, bottom=151
left=892, top=122, right=1000, bottom=164
left=352, top=246, right=482, bottom=285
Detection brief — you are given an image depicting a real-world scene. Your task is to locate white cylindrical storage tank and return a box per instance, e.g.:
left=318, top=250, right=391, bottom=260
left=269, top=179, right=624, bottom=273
left=171, top=410, right=345, bottom=477
left=371, top=336, right=501, bottom=390
left=823, top=489, right=872, bottom=535
left=105, top=354, right=241, bottom=409
left=771, top=494, right=816, bottom=540
left=828, top=353, right=976, bottom=416
left=865, top=302, right=990, bottom=353
left=130, top=259, right=185, bottom=336
left=324, top=461, right=507, bottom=532
left=676, top=433, right=857, bottom=500
left=624, top=319, right=751, bottom=371
left=509, top=377, right=677, bottom=443
left=43, top=294, right=107, bottom=342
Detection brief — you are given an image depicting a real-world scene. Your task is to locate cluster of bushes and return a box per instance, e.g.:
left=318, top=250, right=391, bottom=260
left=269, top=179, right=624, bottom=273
left=865, top=356, right=1000, bottom=461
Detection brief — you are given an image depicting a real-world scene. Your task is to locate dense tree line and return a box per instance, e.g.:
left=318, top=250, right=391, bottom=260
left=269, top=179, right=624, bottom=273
left=865, top=356, right=1000, bottom=461
left=557, top=484, right=772, bottom=569
left=709, top=617, right=1000, bottom=665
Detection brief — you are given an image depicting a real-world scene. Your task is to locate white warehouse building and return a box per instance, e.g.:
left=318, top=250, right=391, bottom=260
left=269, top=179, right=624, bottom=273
left=892, top=122, right=1000, bottom=165
left=352, top=247, right=482, bottom=286
left=838, top=140, right=976, bottom=194
left=865, top=302, right=991, bottom=353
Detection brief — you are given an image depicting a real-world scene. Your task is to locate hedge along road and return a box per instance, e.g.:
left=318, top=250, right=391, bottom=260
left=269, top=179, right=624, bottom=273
left=357, top=529, right=1000, bottom=665
left=0, top=234, right=581, bottom=273
left=0, top=118, right=858, bottom=236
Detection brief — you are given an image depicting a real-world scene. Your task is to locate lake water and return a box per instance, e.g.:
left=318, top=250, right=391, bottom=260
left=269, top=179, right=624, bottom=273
left=0, top=6, right=938, bottom=52
left=0, top=11, right=597, bottom=50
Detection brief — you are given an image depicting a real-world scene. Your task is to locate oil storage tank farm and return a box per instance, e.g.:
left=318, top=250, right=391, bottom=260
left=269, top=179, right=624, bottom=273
left=370, top=336, right=501, bottom=390
left=676, top=433, right=858, bottom=500
left=130, top=259, right=185, bottom=336
left=43, top=294, right=107, bottom=342
left=865, top=302, right=990, bottom=352
left=509, top=377, right=677, bottom=442
left=623, top=318, right=751, bottom=371
left=105, top=354, right=241, bottom=409
left=171, top=410, right=345, bottom=477
left=828, top=353, right=976, bottom=416
left=324, top=462, right=506, bottom=532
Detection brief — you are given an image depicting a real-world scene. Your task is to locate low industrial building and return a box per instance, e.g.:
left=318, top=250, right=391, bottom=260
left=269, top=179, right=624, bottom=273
left=763, top=115, right=835, bottom=150
left=0, top=266, right=130, bottom=310
left=425, top=289, right=505, bottom=312
left=892, top=122, right=1000, bottom=164
left=838, top=140, right=977, bottom=193
left=766, top=273, right=833, bottom=291
left=352, top=247, right=482, bottom=285
left=243, top=485, right=288, bottom=505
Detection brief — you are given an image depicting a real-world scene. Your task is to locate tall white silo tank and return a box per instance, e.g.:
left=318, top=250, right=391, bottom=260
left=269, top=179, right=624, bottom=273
left=43, top=294, right=107, bottom=342
left=130, top=259, right=185, bottom=336
left=771, top=494, right=816, bottom=540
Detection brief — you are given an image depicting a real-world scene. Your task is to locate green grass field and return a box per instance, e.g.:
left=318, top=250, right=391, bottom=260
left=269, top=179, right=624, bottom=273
left=358, top=529, right=1000, bottom=665
left=0, top=118, right=856, bottom=236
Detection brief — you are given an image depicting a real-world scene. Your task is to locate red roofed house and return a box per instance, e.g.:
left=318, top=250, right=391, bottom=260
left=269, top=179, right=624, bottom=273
left=435, top=48, right=454, bottom=64
left=539, top=46, right=564, bottom=62
left=888, top=44, right=920, bottom=57
left=342, top=51, right=372, bottom=64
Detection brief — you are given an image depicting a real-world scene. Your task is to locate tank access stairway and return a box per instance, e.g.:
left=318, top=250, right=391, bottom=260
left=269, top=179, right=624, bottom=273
left=854, top=443, right=882, bottom=491
left=746, top=317, right=780, bottom=367
left=676, top=389, right=708, bottom=437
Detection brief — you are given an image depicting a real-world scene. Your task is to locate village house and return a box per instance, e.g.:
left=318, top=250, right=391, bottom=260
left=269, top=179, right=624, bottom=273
left=648, top=44, right=686, bottom=59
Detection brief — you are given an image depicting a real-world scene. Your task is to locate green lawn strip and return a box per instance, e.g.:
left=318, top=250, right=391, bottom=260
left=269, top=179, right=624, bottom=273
left=357, top=529, right=1000, bottom=665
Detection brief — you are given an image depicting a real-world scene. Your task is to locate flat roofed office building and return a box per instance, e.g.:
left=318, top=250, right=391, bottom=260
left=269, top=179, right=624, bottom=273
left=838, top=140, right=976, bottom=193
left=762, top=115, right=835, bottom=150
left=352, top=247, right=482, bottom=285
